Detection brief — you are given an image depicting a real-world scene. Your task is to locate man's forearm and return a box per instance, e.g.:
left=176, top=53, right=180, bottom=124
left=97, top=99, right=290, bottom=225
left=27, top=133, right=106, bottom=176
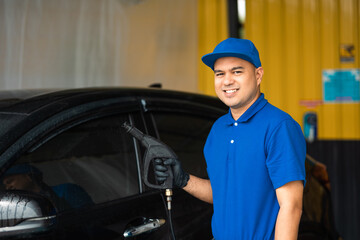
left=275, top=205, right=302, bottom=239
left=183, top=174, right=213, bottom=204
left=275, top=180, right=304, bottom=240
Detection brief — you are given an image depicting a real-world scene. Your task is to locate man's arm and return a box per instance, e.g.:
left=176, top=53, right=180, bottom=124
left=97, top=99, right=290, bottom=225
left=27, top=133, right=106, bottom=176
left=275, top=180, right=303, bottom=240
left=183, top=174, right=213, bottom=204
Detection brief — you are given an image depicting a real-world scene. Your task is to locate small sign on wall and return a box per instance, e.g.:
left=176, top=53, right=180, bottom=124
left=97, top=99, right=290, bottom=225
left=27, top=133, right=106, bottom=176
left=322, top=69, right=360, bottom=103
left=340, top=44, right=355, bottom=63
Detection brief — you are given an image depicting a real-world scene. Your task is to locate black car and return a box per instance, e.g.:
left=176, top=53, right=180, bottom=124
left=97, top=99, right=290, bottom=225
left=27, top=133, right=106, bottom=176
left=0, top=88, right=337, bottom=240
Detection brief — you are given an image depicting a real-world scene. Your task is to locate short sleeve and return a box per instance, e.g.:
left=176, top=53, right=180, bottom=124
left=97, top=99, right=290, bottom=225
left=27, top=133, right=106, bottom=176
left=266, top=119, right=306, bottom=189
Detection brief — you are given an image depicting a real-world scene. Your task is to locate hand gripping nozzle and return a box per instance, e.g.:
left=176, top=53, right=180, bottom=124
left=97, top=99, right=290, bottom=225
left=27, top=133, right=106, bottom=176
left=122, top=122, right=175, bottom=210
left=122, top=122, right=174, bottom=190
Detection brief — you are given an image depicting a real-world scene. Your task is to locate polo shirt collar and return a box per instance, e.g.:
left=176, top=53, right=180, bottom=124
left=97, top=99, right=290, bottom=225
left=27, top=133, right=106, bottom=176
left=225, top=93, right=268, bottom=125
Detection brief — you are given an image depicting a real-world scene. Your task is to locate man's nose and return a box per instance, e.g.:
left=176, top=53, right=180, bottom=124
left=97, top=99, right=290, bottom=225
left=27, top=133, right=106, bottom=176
left=223, top=73, right=234, bottom=85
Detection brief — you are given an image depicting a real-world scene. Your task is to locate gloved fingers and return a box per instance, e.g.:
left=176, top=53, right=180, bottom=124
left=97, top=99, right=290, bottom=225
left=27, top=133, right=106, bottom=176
left=154, top=158, right=171, bottom=167
left=155, top=173, right=168, bottom=183
left=154, top=158, right=163, bottom=164
left=154, top=164, right=168, bottom=172
left=156, top=176, right=167, bottom=182
left=154, top=170, right=169, bottom=178
left=163, top=158, right=177, bottom=166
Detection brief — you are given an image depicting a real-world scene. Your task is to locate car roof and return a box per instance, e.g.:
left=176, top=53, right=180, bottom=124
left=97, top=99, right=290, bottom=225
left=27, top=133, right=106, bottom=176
left=0, top=87, right=226, bottom=165
left=0, top=87, right=223, bottom=114
left=0, top=89, right=59, bottom=108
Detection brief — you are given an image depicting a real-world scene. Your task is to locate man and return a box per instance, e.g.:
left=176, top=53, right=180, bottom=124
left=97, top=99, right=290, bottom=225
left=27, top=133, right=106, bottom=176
left=155, top=38, right=306, bottom=239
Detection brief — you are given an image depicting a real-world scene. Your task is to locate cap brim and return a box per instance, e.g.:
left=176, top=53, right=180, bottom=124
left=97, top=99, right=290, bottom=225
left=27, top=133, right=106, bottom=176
left=201, top=52, right=257, bottom=70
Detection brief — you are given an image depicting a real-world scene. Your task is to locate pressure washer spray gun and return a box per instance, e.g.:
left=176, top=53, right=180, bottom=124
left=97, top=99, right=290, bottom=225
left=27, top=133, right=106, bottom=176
left=122, top=122, right=175, bottom=211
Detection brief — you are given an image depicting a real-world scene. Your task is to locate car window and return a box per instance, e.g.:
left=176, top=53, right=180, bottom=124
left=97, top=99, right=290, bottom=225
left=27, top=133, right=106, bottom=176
left=152, top=112, right=216, bottom=178
left=2, top=114, right=139, bottom=210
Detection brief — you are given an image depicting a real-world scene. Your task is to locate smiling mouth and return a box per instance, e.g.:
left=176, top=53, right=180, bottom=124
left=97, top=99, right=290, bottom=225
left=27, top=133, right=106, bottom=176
left=224, top=89, right=238, bottom=93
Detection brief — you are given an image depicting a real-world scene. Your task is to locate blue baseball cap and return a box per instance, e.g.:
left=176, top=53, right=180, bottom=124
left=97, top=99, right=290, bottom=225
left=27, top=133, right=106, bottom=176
left=201, top=38, right=262, bottom=70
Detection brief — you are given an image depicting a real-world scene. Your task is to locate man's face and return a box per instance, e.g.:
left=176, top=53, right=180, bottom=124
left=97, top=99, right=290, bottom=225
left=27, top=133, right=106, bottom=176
left=2, top=174, right=34, bottom=191
left=214, top=57, right=263, bottom=120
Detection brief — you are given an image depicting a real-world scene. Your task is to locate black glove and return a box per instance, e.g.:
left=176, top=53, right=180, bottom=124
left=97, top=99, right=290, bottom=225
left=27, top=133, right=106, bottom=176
left=154, top=158, right=190, bottom=188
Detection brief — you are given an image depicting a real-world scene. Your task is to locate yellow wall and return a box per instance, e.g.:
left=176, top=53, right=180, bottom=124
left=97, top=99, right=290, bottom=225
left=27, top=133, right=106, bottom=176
left=245, top=0, right=360, bottom=140
left=198, top=0, right=229, bottom=96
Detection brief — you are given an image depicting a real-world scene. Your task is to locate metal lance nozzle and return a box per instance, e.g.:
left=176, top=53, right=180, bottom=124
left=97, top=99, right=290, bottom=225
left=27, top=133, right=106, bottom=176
left=122, top=122, right=145, bottom=144
left=165, top=189, right=173, bottom=210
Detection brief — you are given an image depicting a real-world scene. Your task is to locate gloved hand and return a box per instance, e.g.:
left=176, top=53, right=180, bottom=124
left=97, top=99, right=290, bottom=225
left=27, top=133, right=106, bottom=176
left=154, top=158, right=190, bottom=188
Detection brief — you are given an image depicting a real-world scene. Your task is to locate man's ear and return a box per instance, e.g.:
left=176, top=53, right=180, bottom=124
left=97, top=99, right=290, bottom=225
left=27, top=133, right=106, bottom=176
left=255, top=67, right=264, bottom=85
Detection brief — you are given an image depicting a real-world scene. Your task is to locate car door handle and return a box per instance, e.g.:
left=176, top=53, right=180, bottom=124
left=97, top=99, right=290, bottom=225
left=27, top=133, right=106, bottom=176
left=123, top=218, right=166, bottom=238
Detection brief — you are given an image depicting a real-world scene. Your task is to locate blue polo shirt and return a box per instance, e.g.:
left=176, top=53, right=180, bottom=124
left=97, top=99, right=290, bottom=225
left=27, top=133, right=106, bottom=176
left=204, top=94, right=306, bottom=240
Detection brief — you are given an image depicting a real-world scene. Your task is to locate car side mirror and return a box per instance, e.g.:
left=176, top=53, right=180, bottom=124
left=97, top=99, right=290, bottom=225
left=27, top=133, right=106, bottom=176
left=0, top=190, right=56, bottom=237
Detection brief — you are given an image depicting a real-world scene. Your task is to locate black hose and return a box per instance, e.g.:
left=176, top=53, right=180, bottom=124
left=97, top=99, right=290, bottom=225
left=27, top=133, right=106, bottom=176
left=168, top=207, right=176, bottom=240
left=161, top=193, right=176, bottom=240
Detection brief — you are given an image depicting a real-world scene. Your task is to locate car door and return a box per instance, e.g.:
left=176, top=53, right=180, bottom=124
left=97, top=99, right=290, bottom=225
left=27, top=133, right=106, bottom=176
left=140, top=96, right=227, bottom=239
left=0, top=98, right=172, bottom=240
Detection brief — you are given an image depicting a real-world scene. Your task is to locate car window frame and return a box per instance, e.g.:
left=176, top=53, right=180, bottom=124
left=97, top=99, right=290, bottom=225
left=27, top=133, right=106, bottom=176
left=0, top=98, right=146, bottom=195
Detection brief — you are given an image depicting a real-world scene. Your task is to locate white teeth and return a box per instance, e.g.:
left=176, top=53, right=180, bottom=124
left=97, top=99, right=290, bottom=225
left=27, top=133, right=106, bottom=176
left=225, top=89, right=237, bottom=93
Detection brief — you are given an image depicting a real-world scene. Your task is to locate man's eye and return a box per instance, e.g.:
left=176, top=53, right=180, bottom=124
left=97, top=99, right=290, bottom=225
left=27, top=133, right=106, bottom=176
left=215, top=73, right=224, bottom=77
left=234, top=71, right=242, bottom=74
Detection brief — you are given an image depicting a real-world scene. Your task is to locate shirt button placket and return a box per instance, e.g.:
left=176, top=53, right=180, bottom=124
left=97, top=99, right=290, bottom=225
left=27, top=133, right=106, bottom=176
left=230, top=122, right=238, bottom=144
